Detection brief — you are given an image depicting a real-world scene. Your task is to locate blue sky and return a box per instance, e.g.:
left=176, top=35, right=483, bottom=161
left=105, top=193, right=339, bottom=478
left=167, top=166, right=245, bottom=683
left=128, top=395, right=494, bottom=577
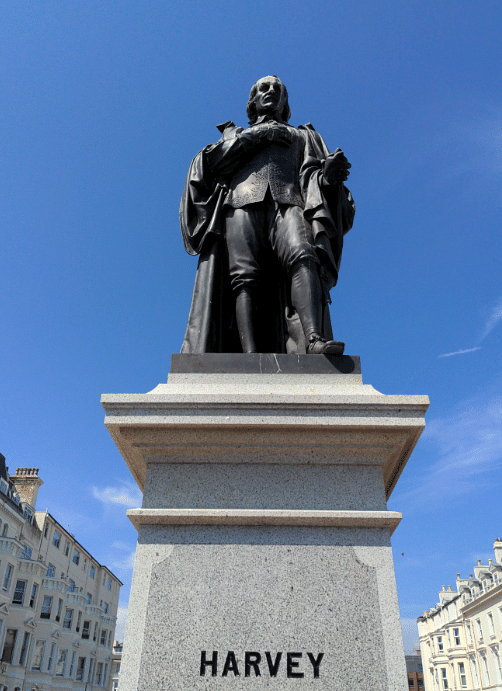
left=1, top=0, right=501, bottom=647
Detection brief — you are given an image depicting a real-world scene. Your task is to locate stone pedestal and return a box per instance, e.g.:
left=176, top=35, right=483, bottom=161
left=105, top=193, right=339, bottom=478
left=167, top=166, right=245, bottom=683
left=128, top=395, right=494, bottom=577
left=101, top=354, right=428, bottom=691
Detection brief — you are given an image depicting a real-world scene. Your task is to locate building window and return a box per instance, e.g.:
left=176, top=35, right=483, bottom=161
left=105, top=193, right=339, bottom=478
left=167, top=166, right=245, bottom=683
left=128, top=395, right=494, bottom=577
left=87, top=657, right=95, bottom=683
left=31, top=639, right=45, bottom=670
left=90, top=564, right=95, bottom=578
left=466, top=622, right=472, bottom=644
left=12, top=580, right=27, bottom=605
left=2, top=564, right=13, bottom=591
left=56, top=597, right=63, bottom=622
left=76, top=655, right=86, bottom=681
left=1, top=628, right=18, bottom=663
left=18, top=632, right=30, bottom=666
left=29, top=583, right=38, bottom=608
left=104, top=662, right=109, bottom=685
left=115, top=662, right=121, bottom=673
left=53, top=530, right=61, bottom=548
left=68, top=578, right=76, bottom=593
left=64, top=540, right=70, bottom=556
left=20, top=545, right=32, bottom=560
left=73, top=549, right=80, bottom=565
left=46, top=563, right=55, bottom=577
left=82, top=620, right=90, bottom=639
left=63, top=608, right=73, bottom=629
left=2, top=523, right=8, bottom=536
left=100, top=629, right=107, bottom=645
left=40, top=595, right=52, bottom=619
left=475, top=618, right=483, bottom=641
left=55, top=648, right=67, bottom=676
left=440, top=667, right=449, bottom=689
left=470, top=657, right=479, bottom=687
left=108, top=630, right=113, bottom=647
left=453, top=628, right=461, bottom=645
left=488, top=612, right=495, bottom=635
left=86, top=592, right=92, bottom=604
left=83, top=558, right=87, bottom=571
left=47, top=641, right=56, bottom=672
left=437, top=636, right=444, bottom=652
left=458, top=662, right=467, bottom=688
left=93, top=621, right=98, bottom=641
left=107, top=577, right=112, bottom=590
left=76, top=610, right=82, bottom=632
left=103, top=601, right=109, bottom=614
left=493, top=649, right=502, bottom=684
left=44, top=522, right=49, bottom=538
left=480, top=654, right=490, bottom=685
left=69, top=650, right=76, bottom=677
left=96, top=662, right=103, bottom=685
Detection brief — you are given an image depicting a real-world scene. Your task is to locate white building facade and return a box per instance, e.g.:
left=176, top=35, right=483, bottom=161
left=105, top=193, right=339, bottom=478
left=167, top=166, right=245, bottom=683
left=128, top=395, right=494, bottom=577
left=418, top=540, right=502, bottom=691
left=0, top=457, right=122, bottom=691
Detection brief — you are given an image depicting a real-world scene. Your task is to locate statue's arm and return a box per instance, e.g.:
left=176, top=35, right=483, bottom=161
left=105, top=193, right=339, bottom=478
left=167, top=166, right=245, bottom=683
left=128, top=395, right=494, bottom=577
left=204, top=128, right=264, bottom=177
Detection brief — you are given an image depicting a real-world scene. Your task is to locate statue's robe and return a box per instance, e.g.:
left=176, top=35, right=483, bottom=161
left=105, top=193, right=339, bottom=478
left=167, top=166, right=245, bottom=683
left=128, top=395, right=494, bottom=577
left=179, top=122, right=355, bottom=354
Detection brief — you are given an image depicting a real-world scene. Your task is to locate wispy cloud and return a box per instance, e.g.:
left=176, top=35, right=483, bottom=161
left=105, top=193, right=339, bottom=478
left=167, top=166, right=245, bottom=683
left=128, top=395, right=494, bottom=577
left=395, top=380, right=502, bottom=506
left=111, top=548, right=136, bottom=571
left=477, top=295, right=502, bottom=343
left=91, top=482, right=142, bottom=509
left=439, top=294, right=502, bottom=358
left=438, top=347, right=481, bottom=358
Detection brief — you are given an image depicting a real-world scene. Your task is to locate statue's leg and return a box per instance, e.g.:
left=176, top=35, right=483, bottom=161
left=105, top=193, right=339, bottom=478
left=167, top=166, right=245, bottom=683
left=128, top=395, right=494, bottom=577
left=225, top=205, right=263, bottom=353
left=273, top=205, right=344, bottom=355
left=290, top=260, right=345, bottom=355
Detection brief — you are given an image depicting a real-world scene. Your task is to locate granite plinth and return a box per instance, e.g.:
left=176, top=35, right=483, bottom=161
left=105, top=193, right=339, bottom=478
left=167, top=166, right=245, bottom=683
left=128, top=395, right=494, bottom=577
left=102, top=355, right=428, bottom=691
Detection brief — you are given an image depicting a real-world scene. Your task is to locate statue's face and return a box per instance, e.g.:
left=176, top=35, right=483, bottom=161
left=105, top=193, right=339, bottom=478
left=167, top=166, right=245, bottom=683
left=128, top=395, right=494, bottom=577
left=254, top=76, right=285, bottom=119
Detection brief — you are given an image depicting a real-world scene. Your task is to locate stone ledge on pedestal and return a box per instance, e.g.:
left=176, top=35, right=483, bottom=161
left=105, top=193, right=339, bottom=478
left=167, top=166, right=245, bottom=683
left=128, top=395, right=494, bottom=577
left=126, top=508, right=403, bottom=534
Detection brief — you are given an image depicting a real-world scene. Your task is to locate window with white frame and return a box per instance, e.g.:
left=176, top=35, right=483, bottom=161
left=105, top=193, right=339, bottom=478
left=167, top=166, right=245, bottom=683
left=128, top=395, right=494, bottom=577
left=46, top=642, right=56, bottom=672
left=2, top=564, right=13, bottom=591
left=440, top=667, right=449, bottom=689
left=18, top=632, right=30, bottom=666
left=103, top=601, right=109, bottom=614
left=87, top=657, right=95, bottom=683
left=104, top=662, right=109, bottom=685
left=1, top=628, right=18, bottom=663
left=76, top=610, right=82, bottom=632
left=63, top=608, right=73, bottom=629
left=12, top=580, right=27, bottom=605
left=46, top=563, right=55, bottom=577
left=476, top=618, right=483, bottom=641
left=69, top=650, right=76, bottom=677
left=31, top=640, right=45, bottom=670
left=2, top=523, right=8, bottom=536
left=100, top=628, right=107, bottom=645
left=107, top=630, right=112, bottom=647
left=488, top=612, right=495, bottom=635
left=453, top=627, right=461, bottom=645
left=56, top=597, right=63, bottom=621
left=437, top=635, right=444, bottom=652
left=493, top=648, right=502, bottom=684
left=29, top=583, right=38, bottom=608
left=86, top=591, right=92, bottom=604
left=20, top=545, right=32, bottom=559
left=458, top=662, right=467, bottom=688
left=76, top=655, right=86, bottom=681
left=466, top=622, right=472, bottom=644
left=64, top=539, right=70, bottom=556
left=68, top=577, right=76, bottom=593
left=470, top=656, right=479, bottom=687
left=480, top=653, right=490, bottom=685
left=55, top=648, right=67, bottom=676
left=93, top=621, right=98, bottom=641
left=96, top=661, right=103, bottom=685
left=90, top=564, right=95, bottom=578
left=73, top=549, right=80, bottom=565
left=53, top=530, right=60, bottom=548
left=82, top=620, right=90, bottom=639
left=107, top=577, right=111, bottom=590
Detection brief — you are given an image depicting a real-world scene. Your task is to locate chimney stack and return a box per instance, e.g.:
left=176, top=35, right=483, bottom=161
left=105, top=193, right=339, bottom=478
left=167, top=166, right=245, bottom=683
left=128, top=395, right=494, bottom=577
left=10, top=468, right=43, bottom=509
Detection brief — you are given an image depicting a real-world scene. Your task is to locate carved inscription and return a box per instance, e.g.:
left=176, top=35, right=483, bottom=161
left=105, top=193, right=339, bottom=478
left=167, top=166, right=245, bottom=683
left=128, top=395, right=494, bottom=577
left=200, top=651, right=324, bottom=678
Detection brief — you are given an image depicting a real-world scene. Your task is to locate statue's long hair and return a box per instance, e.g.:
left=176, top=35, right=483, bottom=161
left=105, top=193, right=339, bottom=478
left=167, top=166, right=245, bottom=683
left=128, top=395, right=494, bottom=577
left=246, top=76, right=291, bottom=125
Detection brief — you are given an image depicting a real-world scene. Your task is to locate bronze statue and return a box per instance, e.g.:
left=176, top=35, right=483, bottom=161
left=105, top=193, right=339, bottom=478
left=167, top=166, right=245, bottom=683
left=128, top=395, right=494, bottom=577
left=180, top=76, right=354, bottom=355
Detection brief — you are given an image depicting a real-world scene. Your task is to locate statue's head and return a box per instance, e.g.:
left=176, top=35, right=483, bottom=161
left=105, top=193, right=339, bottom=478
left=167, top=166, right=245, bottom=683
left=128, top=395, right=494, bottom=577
left=247, top=76, right=291, bottom=125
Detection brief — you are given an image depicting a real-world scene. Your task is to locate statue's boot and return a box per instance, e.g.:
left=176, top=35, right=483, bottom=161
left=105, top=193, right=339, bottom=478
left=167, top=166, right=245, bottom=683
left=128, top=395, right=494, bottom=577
left=290, top=260, right=345, bottom=355
left=235, top=287, right=258, bottom=353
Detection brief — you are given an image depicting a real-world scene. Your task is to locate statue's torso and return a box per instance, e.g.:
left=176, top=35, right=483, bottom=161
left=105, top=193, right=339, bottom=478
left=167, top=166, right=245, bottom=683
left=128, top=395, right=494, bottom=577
left=225, top=125, right=306, bottom=209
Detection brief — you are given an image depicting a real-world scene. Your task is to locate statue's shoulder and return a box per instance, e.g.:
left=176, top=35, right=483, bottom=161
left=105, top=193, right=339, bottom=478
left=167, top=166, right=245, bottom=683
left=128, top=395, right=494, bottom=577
left=216, top=121, right=244, bottom=140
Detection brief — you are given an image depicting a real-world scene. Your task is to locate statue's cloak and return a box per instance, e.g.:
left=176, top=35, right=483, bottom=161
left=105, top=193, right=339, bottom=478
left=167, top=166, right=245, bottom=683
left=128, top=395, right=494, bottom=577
left=179, top=122, right=355, bottom=354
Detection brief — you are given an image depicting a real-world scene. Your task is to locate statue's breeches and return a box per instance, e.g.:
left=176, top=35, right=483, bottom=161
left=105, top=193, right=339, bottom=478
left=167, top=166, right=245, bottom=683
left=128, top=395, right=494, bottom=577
left=225, top=196, right=318, bottom=292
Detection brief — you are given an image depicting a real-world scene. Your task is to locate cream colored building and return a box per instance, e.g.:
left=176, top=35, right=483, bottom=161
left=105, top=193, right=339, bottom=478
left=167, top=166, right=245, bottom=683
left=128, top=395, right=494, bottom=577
left=418, top=540, right=502, bottom=691
left=0, top=455, right=122, bottom=691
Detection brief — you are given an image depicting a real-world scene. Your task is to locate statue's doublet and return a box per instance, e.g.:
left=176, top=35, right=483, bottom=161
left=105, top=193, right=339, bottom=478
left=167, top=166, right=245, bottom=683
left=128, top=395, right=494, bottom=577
left=225, top=125, right=306, bottom=209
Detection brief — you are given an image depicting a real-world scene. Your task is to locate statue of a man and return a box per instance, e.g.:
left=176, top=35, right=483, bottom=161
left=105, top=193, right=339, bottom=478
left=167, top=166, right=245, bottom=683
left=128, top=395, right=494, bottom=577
left=180, top=76, right=355, bottom=355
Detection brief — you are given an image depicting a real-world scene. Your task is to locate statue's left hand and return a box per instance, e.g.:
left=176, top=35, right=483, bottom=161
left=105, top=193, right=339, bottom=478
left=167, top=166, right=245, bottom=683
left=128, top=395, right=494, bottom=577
left=323, top=148, right=351, bottom=184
